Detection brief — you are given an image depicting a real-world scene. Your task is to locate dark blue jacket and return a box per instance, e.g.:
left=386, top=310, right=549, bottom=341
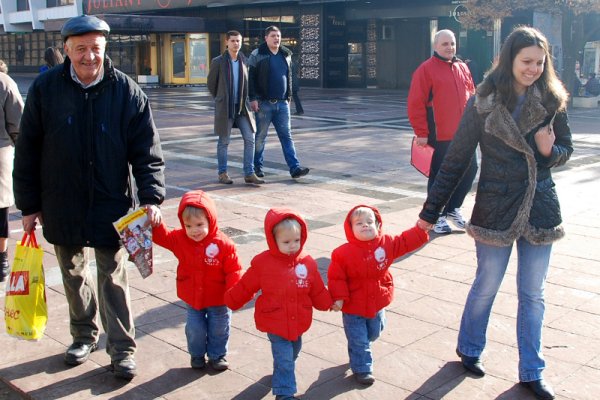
left=14, top=56, right=165, bottom=247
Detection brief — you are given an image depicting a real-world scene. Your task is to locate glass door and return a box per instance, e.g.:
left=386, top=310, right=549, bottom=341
left=189, top=34, right=208, bottom=83
left=171, top=34, right=186, bottom=83
left=348, top=42, right=366, bottom=88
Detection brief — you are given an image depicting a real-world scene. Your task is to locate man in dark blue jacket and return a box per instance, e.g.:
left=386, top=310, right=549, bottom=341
left=248, top=26, right=309, bottom=179
left=13, top=15, right=165, bottom=380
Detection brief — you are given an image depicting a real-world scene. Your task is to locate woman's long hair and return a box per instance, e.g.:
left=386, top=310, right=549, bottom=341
left=479, top=26, right=568, bottom=112
left=44, top=47, right=64, bottom=68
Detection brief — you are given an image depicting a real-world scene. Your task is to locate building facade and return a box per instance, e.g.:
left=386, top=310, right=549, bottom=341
left=0, top=0, right=565, bottom=89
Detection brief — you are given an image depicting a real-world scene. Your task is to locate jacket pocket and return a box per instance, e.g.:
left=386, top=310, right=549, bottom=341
left=529, top=178, right=561, bottom=228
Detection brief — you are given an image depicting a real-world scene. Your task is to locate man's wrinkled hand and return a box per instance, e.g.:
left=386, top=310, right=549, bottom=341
left=144, top=205, right=162, bottom=227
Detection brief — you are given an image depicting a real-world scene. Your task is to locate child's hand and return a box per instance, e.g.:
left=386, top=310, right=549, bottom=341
left=144, top=205, right=162, bottom=227
left=331, top=300, right=344, bottom=312
left=417, top=218, right=433, bottom=231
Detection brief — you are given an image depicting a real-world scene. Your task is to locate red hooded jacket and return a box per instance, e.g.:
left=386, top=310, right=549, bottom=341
left=153, top=190, right=242, bottom=310
left=327, top=205, right=429, bottom=319
left=225, top=208, right=332, bottom=341
left=407, top=54, right=475, bottom=141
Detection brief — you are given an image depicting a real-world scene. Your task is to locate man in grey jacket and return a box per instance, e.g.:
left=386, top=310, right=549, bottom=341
left=13, top=16, right=165, bottom=380
left=208, top=30, right=263, bottom=185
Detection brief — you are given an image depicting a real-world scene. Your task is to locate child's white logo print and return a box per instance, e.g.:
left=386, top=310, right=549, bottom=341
left=205, top=243, right=220, bottom=266
left=374, top=247, right=385, bottom=262
left=206, top=243, right=219, bottom=258
left=295, top=263, right=309, bottom=288
left=374, top=246, right=387, bottom=270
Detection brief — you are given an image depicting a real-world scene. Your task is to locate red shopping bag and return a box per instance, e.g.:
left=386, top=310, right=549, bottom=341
left=410, top=137, right=434, bottom=177
left=4, top=232, right=47, bottom=340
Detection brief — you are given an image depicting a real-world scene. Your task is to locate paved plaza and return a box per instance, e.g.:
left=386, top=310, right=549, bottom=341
left=1, top=76, right=600, bottom=399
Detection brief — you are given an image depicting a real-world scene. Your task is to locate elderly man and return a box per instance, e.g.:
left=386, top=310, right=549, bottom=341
left=408, top=29, right=477, bottom=234
left=13, top=15, right=165, bottom=380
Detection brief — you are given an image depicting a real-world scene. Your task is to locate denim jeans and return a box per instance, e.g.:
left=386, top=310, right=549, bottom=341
left=457, top=238, right=552, bottom=382
left=217, top=114, right=255, bottom=176
left=54, top=245, right=135, bottom=361
left=342, top=310, right=386, bottom=374
left=267, top=333, right=302, bottom=396
left=427, top=140, right=478, bottom=216
left=254, top=100, right=301, bottom=174
left=185, top=304, right=231, bottom=361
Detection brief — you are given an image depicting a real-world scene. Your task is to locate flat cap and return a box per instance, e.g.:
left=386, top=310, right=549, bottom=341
left=61, top=15, right=110, bottom=40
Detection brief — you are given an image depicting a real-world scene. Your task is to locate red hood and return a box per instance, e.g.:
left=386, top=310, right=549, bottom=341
left=344, top=204, right=383, bottom=245
left=264, top=207, right=308, bottom=257
left=177, top=190, right=218, bottom=239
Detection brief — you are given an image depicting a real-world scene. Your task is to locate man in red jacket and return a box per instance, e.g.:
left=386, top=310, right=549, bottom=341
left=408, top=29, right=477, bottom=234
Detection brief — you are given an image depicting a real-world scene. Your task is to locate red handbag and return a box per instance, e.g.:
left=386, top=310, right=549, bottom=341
left=410, top=137, right=434, bottom=177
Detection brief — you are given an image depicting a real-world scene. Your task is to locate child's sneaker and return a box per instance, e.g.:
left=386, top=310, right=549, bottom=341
left=433, top=216, right=452, bottom=234
left=446, top=208, right=466, bottom=229
left=209, top=357, right=229, bottom=371
left=190, top=356, right=206, bottom=369
left=354, top=372, right=375, bottom=385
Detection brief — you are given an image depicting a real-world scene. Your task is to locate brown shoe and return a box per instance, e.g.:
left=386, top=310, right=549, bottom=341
left=218, top=172, right=233, bottom=184
left=244, top=173, right=265, bottom=184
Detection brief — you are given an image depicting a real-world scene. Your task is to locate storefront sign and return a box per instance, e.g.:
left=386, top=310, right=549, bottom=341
left=86, top=0, right=196, bottom=14
left=450, top=4, right=470, bottom=23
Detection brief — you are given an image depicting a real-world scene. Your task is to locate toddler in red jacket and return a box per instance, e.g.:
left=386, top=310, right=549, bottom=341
left=225, top=208, right=332, bottom=400
left=151, top=190, right=242, bottom=371
left=328, top=205, right=429, bottom=385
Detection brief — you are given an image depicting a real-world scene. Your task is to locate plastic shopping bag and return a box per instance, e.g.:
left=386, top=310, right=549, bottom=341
left=4, top=232, right=47, bottom=340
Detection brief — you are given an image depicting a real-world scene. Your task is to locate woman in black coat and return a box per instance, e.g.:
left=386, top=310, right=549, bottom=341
left=418, top=26, right=572, bottom=400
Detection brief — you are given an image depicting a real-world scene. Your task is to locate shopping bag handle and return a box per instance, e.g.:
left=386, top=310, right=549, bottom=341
left=21, top=231, right=39, bottom=248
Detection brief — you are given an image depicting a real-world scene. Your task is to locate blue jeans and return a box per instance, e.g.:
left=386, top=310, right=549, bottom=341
left=185, top=304, right=231, bottom=361
left=217, top=114, right=255, bottom=176
left=342, top=310, right=386, bottom=374
left=267, top=333, right=302, bottom=396
left=254, top=100, right=301, bottom=174
left=457, top=238, right=552, bottom=382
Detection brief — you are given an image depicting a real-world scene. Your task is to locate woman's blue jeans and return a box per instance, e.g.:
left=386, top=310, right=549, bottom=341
left=254, top=100, right=301, bottom=174
left=185, top=304, right=231, bottom=361
left=267, top=333, right=302, bottom=396
left=457, top=238, right=552, bottom=382
left=342, top=310, right=386, bottom=374
left=217, top=114, right=255, bottom=176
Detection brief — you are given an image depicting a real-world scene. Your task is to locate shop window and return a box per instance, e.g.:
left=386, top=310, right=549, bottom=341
left=17, top=0, right=29, bottom=11
left=190, top=34, right=208, bottom=80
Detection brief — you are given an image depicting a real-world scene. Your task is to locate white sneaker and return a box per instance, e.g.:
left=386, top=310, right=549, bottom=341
left=434, top=217, right=452, bottom=234
left=447, top=208, right=466, bottom=229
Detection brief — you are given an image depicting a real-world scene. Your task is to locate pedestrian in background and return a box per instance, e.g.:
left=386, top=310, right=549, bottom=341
left=291, top=54, right=304, bottom=115
left=13, top=15, right=165, bottom=380
left=418, top=26, right=572, bottom=400
left=248, top=26, right=310, bottom=180
left=0, top=60, right=24, bottom=282
left=584, top=72, right=600, bottom=96
left=39, top=47, right=64, bottom=73
left=208, top=30, right=264, bottom=185
left=408, top=29, right=477, bottom=234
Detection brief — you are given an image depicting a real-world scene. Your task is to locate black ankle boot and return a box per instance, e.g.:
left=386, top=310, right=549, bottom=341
left=0, top=251, right=9, bottom=282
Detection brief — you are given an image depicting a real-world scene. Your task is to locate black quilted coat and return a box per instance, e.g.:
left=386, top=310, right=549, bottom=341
left=419, top=86, right=573, bottom=246
left=14, top=56, right=165, bottom=247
